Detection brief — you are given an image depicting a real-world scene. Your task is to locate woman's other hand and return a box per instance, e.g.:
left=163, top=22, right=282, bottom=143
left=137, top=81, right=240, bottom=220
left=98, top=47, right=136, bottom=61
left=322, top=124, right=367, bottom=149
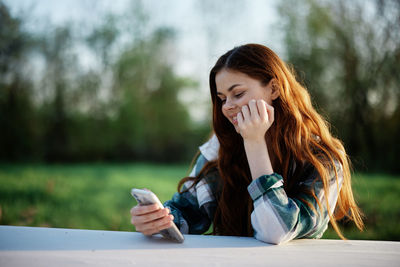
left=130, top=204, right=174, bottom=236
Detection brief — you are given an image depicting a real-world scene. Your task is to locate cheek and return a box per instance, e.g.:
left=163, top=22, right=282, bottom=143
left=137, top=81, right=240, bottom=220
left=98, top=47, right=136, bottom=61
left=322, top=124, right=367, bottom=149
left=221, top=106, right=229, bottom=118
left=238, top=98, right=247, bottom=106
left=262, top=89, right=274, bottom=105
left=238, top=95, right=251, bottom=108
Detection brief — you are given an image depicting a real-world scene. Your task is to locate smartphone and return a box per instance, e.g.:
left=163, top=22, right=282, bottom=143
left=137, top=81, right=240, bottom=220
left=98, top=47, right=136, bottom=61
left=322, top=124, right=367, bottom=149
left=131, top=188, right=185, bottom=243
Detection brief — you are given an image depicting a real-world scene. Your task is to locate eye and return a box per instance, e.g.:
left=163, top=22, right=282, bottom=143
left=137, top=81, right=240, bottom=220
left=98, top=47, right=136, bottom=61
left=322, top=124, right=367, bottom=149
left=235, top=92, right=244, bottom=98
left=220, top=98, right=226, bottom=104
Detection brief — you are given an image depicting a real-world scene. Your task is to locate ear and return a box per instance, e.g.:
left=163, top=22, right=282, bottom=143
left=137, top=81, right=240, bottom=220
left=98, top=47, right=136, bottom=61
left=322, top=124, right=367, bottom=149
left=269, top=78, right=280, bottom=100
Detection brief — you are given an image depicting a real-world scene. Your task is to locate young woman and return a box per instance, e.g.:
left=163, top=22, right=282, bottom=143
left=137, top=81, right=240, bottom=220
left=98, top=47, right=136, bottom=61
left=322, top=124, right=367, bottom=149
left=130, top=43, right=364, bottom=244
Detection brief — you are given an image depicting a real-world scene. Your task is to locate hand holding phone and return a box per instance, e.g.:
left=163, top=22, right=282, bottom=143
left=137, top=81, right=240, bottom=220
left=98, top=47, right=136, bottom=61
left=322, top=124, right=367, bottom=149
left=131, top=188, right=184, bottom=243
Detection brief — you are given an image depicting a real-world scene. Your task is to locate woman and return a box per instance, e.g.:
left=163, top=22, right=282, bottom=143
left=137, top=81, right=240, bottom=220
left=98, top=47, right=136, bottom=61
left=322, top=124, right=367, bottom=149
left=130, top=43, right=364, bottom=244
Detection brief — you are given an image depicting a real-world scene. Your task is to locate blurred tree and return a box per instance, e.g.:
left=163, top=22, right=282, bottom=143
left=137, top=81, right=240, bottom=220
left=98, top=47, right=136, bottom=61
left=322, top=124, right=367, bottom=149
left=0, top=0, right=207, bottom=163
left=113, top=27, right=198, bottom=161
left=278, top=0, right=400, bottom=172
left=0, top=2, right=38, bottom=161
left=38, top=26, right=78, bottom=161
left=86, top=14, right=119, bottom=67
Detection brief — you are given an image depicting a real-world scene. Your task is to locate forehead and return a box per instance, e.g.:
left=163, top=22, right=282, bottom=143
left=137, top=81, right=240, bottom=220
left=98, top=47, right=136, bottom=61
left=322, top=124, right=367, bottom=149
left=215, top=69, right=259, bottom=93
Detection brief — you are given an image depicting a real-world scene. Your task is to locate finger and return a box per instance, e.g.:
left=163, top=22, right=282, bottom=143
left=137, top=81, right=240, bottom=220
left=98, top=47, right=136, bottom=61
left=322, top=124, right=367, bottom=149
left=142, top=218, right=175, bottom=236
left=241, top=105, right=251, bottom=122
left=130, top=206, right=139, bottom=216
left=131, top=203, right=159, bottom=216
left=157, top=220, right=175, bottom=232
left=141, top=230, right=154, bottom=236
left=237, top=111, right=244, bottom=125
left=248, top=99, right=260, bottom=119
left=131, top=209, right=168, bottom=226
left=142, top=229, right=158, bottom=236
left=257, top=99, right=268, bottom=121
left=142, top=219, right=174, bottom=236
left=265, top=104, right=275, bottom=124
left=131, top=203, right=160, bottom=216
left=139, top=214, right=174, bottom=233
left=132, top=208, right=170, bottom=225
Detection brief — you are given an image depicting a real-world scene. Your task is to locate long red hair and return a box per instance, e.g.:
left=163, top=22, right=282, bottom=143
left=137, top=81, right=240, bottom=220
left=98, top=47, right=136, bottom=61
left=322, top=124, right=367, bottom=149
left=179, top=44, right=363, bottom=238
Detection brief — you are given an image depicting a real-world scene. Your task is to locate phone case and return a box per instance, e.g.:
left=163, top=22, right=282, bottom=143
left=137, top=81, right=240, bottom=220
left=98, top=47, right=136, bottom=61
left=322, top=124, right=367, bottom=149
left=131, top=188, right=185, bottom=243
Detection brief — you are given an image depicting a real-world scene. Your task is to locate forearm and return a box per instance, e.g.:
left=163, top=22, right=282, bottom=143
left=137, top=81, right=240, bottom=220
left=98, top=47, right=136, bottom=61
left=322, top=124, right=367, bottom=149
left=243, top=138, right=274, bottom=180
left=247, top=164, right=341, bottom=244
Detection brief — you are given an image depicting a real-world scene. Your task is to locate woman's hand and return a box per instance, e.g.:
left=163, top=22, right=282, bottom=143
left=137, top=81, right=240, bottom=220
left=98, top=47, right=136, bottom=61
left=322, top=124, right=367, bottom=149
left=130, top=204, right=174, bottom=236
left=237, top=99, right=274, bottom=141
left=237, top=99, right=275, bottom=178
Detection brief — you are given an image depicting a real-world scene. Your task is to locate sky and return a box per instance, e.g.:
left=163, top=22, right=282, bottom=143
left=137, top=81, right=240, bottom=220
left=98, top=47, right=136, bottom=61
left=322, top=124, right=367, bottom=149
left=5, top=0, right=283, bottom=122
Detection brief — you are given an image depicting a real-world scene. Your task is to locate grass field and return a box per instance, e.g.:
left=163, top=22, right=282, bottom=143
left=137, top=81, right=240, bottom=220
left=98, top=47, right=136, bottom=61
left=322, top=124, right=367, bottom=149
left=0, top=163, right=399, bottom=241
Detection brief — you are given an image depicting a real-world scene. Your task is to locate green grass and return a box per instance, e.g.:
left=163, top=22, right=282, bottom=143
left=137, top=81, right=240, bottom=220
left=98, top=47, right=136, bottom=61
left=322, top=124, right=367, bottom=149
left=0, top=164, right=399, bottom=241
left=0, top=163, right=191, bottom=231
left=323, top=173, right=400, bottom=241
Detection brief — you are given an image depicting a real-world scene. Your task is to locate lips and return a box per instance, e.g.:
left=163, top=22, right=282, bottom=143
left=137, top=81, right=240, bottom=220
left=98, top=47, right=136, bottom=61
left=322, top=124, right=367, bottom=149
left=226, top=111, right=239, bottom=126
left=232, top=116, right=238, bottom=125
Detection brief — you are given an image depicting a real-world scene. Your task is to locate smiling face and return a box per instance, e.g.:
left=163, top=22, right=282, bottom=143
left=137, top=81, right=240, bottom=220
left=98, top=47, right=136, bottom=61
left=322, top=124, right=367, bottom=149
left=215, top=69, right=278, bottom=132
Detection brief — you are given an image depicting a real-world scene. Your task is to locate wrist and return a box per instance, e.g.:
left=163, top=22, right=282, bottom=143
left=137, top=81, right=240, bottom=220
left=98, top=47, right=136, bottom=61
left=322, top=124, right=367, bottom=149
left=242, top=138, right=274, bottom=179
left=243, top=137, right=267, bottom=147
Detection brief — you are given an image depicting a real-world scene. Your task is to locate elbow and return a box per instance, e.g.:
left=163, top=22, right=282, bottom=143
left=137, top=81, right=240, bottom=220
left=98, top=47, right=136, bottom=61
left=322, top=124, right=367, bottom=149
left=254, top=232, right=289, bottom=245
left=269, top=236, right=287, bottom=245
left=251, top=212, right=294, bottom=245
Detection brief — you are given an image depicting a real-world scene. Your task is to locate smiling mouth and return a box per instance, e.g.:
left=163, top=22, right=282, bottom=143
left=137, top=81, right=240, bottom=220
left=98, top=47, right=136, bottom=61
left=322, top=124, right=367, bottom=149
left=232, top=116, right=238, bottom=125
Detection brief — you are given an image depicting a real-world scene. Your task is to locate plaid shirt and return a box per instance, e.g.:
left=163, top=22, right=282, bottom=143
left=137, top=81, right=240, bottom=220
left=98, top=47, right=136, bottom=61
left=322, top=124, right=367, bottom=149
left=164, top=135, right=342, bottom=244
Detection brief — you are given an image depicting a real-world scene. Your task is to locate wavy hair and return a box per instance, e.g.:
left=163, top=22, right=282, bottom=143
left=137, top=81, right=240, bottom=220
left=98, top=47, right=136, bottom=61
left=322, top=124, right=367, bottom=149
left=179, top=43, right=363, bottom=238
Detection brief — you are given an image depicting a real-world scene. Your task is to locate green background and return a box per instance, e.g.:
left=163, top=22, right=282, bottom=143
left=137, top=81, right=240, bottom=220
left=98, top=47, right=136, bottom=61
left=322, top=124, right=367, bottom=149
left=1, top=164, right=399, bottom=241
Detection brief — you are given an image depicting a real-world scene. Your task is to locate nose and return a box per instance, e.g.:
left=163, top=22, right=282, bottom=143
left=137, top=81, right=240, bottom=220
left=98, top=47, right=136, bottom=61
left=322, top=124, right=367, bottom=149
left=222, top=98, right=236, bottom=111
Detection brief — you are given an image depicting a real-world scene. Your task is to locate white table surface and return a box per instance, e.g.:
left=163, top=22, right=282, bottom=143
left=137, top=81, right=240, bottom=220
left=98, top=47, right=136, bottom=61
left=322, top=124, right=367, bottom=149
left=0, top=225, right=399, bottom=267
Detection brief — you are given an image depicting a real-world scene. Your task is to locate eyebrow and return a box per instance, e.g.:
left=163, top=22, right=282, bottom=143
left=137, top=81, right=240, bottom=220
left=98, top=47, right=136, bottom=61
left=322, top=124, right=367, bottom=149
left=216, top=84, right=242, bottom=96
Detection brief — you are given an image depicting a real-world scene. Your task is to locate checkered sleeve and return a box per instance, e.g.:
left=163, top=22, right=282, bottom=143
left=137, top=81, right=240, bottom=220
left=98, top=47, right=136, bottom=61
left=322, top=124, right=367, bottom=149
left=164, top=154, right=217, bottom=234
left=247, top=161, right=343, bottom=245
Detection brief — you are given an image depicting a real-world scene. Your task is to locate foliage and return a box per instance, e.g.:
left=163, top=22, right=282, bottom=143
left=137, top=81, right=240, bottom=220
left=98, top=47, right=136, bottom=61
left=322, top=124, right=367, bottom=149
left=278, top=0, right=400, bottom=173
left=1, top=0, right=399, bottom=173
left=111, top=28, right=200, bottom=161
left=0, top=164, right=399, bottom=240
left=0, top=2, right=39, bottom=161
left=0, top=1, right=209, bottom=163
